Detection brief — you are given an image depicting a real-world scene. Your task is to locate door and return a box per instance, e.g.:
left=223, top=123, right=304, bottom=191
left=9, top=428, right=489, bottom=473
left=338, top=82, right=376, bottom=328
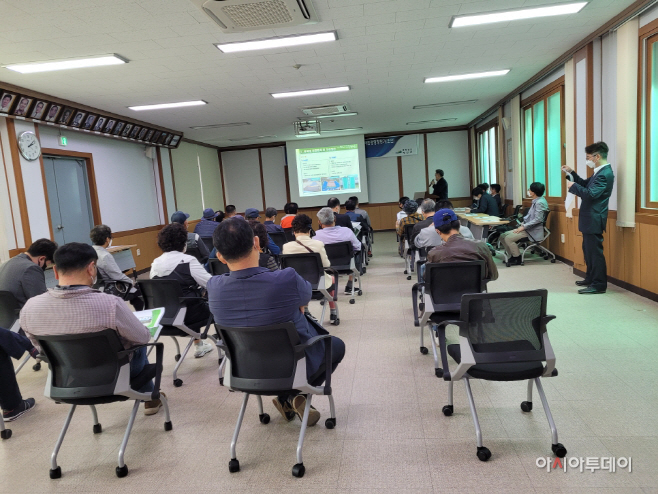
left=43, top=156, right=95, bottom=245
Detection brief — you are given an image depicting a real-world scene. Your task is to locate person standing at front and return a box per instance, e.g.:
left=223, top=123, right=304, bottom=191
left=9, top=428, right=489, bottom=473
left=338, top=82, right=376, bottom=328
left=562, top=142, right=615, bottom=294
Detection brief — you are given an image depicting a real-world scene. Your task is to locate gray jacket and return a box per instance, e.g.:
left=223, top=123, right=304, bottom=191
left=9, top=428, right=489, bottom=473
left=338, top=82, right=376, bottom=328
left=522, top=196, right=549, bottom=241
left=0, top=253, right=47, bottom=307
left=414, top=224, right=474, bottom=249
left=93, top=246, right=136, bottom=293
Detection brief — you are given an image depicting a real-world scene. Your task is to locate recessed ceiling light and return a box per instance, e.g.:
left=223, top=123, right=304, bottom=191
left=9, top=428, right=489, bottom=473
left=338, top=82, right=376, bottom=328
left=272, top=86, right=350, bottom=98
left=425, top=70, right=509, bottom=83
left=450, top=2, right=587, bottom=28
left=227, top=135, right=277, bottom=142
left=406, top=119, right=458, bottom=125
left=413, top=100, right=478, bottom=109
left=314, top=112, right=358, bottom=119
left=190, top=122, right=250, bottom=130
left=216, top=31, right=337, bottom=53
left=4, top=54, right=127, bottom=74
left=129, top=100, right=207, bottom=111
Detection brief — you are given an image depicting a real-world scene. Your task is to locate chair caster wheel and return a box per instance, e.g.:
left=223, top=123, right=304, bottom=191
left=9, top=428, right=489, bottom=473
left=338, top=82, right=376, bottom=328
left=442, top=405, right=453, bottom=416
left=228, top=459, right=240, bottom=473
left=477, top=446, right=491, bottom=462
left=505, top=262, right=511, bottom=267
left=407, top=276, right=411, bottom=280
left=50, top=466, right=62, bottom=479
left=435, top=368, right=443, bottom=378
left=358, top=290, right=362, bottom=296
left=292, top=463, right=305, bottom=478
left=174, top=354, right=181, bottom=362
left=1, top=429, right=12, bottom=439
left=259, top=413, right=270, bottom=424
left=550, top=259, right=556, bottom=263
left=349, top=299, right=355, bottom=304
left=521, top=262, right=524, bottom=266
left=325, top=418, right=336, bottom=429
left=414, top=321, right=419, bottom=327
left=552, top=443, right=567, bottom=458
left=219, top=378, right=224, bottom=386
left=116, top=465, right=128, bottom=478
left=362, top=267, right=367, bottom=274
left=93, top=423, right=102, bottom=434
left=420, top=346, right=428, bottom=354
left=404, top=270, right=408, bottom=275
left=173, top=378, right=183, bottom=387
left=164, top=421, right=173, bottom=431
left=320, top=300, right=325, bottom=306
left=33, top=362, right=41, bottom=371
left=419, top=303, right=425, bottom=311
left=520, top=401, right=533, bottom=412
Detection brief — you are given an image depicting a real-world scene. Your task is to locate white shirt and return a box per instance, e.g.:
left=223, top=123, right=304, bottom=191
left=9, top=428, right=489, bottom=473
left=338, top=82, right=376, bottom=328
left=150, top=251, right=210, bottom=288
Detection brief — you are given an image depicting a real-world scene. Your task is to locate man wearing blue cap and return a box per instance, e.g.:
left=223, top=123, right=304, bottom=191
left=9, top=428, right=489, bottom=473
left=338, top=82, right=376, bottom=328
left=426, top=208, right=498, bottom=281
left=194, top=208, right=221, bottom=238
left=171, top=211, right=209, bottom=264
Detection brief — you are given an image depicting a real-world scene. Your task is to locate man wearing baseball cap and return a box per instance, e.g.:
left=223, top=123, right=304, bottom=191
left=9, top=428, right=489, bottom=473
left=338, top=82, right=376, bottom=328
left=426, top=208, right=498, bottom=281
left=171, top=211, right=209, bottom=264
left=194, top=208, right=221, bottom=239
left=244, top=208, right=281, bottom=255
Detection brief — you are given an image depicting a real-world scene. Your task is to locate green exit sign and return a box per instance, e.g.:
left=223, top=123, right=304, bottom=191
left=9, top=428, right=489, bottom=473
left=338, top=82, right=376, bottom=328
left=59, top=136, right=67, bottom=146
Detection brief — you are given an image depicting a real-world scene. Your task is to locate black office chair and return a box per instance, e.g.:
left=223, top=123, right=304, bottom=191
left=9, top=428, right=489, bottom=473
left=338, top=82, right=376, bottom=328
left=36, top=330, right=172, bottom=478
left=434, top=290, right=566, bottom=462
left=283, top=228, right=295, bottom=242
left=0, top=290, right=41, bottom=374
left=498, top=203, right=508, bottom=218
left=137, top=279, right=216, bottom=387
left=279, top=253, right=339, bottom=325
left=208, top=258, right=230, bottom=276
left=268, top=231, right=287, bottom=253
left=201, top=236, right=214, bottom=252
left=217, top=321, right=336, bottom=478
left=186, top=243, right=208, bottom=265
left=324, top=241, right=362, bottom=304
left=414, top=247, right=428, bottom=285
left=412, top=261, right=486, bottom=369
left=403, top=223, right=417, bottom=280
left=506, top=210, right=557, bottom=266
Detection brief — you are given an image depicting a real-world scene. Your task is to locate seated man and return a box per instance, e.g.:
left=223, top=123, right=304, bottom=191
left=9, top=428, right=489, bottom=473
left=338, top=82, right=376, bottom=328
left=326, top=197, right=353, bottom=229
left=171, top=210, right=210, bottom=264
left=224, top=205, right=238, bottom=219
left=396, top=200, right=424, bottom=256
left=151, top=223, right=214, bottom=359
left=280, top=202, right=298, bottom=229
left=415, top=200, right=474, bottom=249
left=395, top=196, right=410, bottom=227
left=500, top=182, right=549, bottom=266
left=344, top=200, right=367, bottom=229
left=90, top=225, right=144, bottom=310
left=490, top=184, right=503, bottom=216
left=263, top=207, right=284, bottom=233
left=194, top=208, right=221, bottom=238
left=314, top=207, right=361, bottom=294
left=245, top=208, right=281, bottom=255
left=20, top=243, right=163, bottom=415
left=410, top=199, right=435, bottom=246
left=0, top=327, right=38, bottom=421
left=470, top=186, right=498, bottom=215
left=426, top=209, right=498, bottom=281
left=207, top=219, right=345, bottom=426
left=348, top=196, right=371, bottom=229
left=0, top=238, right=58, bottom=307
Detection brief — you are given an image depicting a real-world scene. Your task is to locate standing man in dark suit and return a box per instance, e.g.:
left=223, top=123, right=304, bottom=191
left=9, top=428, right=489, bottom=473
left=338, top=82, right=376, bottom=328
left=562, top=142, right=615, bottom=294
left=429, top=169, right=448, bottom=200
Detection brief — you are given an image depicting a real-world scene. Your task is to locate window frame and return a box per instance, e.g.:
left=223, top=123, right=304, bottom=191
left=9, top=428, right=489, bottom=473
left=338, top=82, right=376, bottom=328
left=475, top=118, right=499, bottom=188
left=641, top=30, right=658, bottom=211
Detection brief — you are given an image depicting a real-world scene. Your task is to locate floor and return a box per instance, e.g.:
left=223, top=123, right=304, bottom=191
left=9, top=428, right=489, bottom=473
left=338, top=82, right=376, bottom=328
left=3, top=231, right=658, bottom=493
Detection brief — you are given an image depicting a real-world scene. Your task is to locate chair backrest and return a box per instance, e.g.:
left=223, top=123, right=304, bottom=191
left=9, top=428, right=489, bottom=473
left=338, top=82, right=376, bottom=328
left=37, top=329, right=125, bottom=400
left=269, top=231, right=287, bottom=252
left=283, top=228, right=295, bottom=242
left=499, top=203, right=508, bottom=217
left=418, top=247, right=428, bottom=261
left=459, top=290, right=549, bottom=364
left=425, top=261, right=486, bottom=312
left=137, top=279, right=183, bottom=322
left=186, top=244, right=206, bottom=264
left=201, top=236, right=214, bottom=252
left=324, top=241, right=354, bottom=270
left=510, top=205, right=521, bottom=218
left=542, top=209, right=551, bottom=227
left=208, top=258, right=230, bottom=276
left=0, top=291, right=21, bottom=331
left=403, top=223, right=416, bottom=243
left=279, top=253, right=324, bottom=289
left=217, top=322, right=302, bottom=393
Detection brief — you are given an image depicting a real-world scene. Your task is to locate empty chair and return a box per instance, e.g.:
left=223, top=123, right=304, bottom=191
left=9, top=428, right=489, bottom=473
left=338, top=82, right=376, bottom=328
left=403, top=223, right=417, bottom=280
left=434, top=290, right=566, bottom=462
left=0, top=290, right=40, bottom=374
left=279, top=253, right=339, bottom=325
left=137, top=279, right=215, bottom=387
left=208, top=258, right=230, bottom=276
left=498, top=203, right=509, bottom=218
left=268, top=231, right=287, bottom=253
left=36, top=330, right=172, bottom=478
left=217, top=321, right=337, bottom=478
left=324, top=241, right=362, bottom=304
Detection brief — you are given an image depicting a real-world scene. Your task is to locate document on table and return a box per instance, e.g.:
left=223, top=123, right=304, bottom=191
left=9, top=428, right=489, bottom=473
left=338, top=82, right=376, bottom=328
left=133, top=308, right=165, bottom=340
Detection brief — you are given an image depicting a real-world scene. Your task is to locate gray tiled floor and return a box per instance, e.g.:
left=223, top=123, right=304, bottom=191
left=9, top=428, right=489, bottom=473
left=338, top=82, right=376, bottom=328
left=2, top=231, right=658, bottom=492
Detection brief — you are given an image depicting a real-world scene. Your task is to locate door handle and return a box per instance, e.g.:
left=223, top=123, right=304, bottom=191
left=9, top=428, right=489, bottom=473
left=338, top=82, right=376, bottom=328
left=56, top=224, right=64, bottom=230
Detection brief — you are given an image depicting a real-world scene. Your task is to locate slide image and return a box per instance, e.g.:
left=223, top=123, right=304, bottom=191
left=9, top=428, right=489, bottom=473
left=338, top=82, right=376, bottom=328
left=296, top=144, right=361, bottom=197
left=321, top=177, right=341, bottom=191
left=302, top=178, right=322, bottom=192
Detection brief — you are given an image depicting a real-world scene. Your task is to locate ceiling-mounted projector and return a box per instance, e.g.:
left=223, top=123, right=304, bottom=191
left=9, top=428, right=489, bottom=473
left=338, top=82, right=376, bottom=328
left=294, top=119, right=321, bottom=137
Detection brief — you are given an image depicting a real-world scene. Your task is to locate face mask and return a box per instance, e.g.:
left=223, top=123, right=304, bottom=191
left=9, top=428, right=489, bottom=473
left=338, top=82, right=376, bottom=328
left=41, top=261, right=48, bottom=272
left=585, top=160, right=596, bottom=169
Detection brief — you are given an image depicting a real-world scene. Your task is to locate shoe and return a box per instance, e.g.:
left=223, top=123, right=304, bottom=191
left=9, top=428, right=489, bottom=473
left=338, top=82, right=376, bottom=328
left=304, top=311, right=318, bottom=323
left=508, top=256, right=522, bottom=266
left=272, top=397, right=296, bottom=422
left=291, top=395, right=320, bottom=427
left=194, top=340, right=214, bottom=358
left=344, top=282, right=353, bottom=295
left=144, top=392, right=165, bottom=416
left=3, top=398, right=36, bottom=422
left=575, top=280, right=590, bottom=286
left=578, top=286, right=606, bottom=294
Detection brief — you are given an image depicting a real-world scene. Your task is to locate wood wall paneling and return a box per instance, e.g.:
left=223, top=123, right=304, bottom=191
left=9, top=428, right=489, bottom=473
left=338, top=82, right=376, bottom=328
left=639, top=221, right=658, bottom=294
left=6, top=119, right=31, bottom=246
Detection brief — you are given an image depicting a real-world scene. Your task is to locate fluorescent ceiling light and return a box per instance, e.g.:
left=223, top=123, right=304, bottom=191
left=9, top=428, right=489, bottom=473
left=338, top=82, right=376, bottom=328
left=228, top=135, right=277, bottom=142
left=4, top=54, right=127, bottom=74
left=450, top=2, right=587, bottom=27
left=314, top=112, right=358, bottom=119
left=272, top=86, right=350, bottom=98
left=216, top=31, right=336, bottom=53
left=324, top=127, right=363, bottom=132
left=406, top=118, right=457, bottom=125
left=129, top=100, right=207, bottom=111
left=425, top=70, right=509, bottom=83
left=413, top=100, right=477, bottom=109
left=190, top=122, right=250, bottom=129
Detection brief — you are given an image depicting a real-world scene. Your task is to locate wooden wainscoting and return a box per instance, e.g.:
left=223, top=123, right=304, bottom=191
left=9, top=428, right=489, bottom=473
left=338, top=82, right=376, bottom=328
left=112, top=225, right=163, bottom=273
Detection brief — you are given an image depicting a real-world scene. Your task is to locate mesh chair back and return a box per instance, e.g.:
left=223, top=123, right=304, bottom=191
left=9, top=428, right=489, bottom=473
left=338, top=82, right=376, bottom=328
left=460, top=290, right=547, bottom=364
left=279, top=253, right=324, bottom=289
left=217, top=322, right=301, bottom=393
left=37, top=329, right=125, bottom=399
left=426, top=261, right=485, bottom=312
left=186, top=244, right=206, bottom=264
left=499, top=203, right=508, bottom=217
left=269, top=232, right=287, bottom=252
left=403, top=223, right=416, bottom=244
left=201, top=237, right=214, bottom=252
left=208, top=258, right=230, bottom=276
left=283, top=228, right=295, bottom=242
left=137, top=279, right=183, bottom=322
left=418, top=247, right=428, bottom=261
left=0, top=291, right=21, bottom=330
left=324, top=241, right=354, bottom=271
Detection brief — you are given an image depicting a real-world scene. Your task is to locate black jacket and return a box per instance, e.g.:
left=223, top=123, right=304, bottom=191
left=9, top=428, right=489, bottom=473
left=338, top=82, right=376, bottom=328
left=470, top=192, right=498, bottom=216
left=410, top=217, right=434, bottom=245
left=431, top=178, right=448, bottom=200
left=334, top=212, right=353, bottom=229
left=569, top=165, right=615, bottom=234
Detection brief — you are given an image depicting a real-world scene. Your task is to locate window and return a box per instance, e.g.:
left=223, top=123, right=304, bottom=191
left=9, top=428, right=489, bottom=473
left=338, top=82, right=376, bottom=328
left=476, top=122, right=498, bottom=186
left=642, top=32, right=658, bottom=209
left=522, top=86, right=565, bottom=198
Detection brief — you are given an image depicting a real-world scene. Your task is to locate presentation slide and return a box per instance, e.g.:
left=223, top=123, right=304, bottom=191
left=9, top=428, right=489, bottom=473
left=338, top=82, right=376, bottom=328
left=286, top=135, right=369, bottom=208
left=296, top=144, right=361, bottom=197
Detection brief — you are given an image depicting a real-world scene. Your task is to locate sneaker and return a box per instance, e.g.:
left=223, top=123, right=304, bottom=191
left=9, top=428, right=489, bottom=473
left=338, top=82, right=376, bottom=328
left=272, top=397, right=296, bottom=422
left=3, top=398, right=36, bottom=422
left=291, top=395, right=320, bottom=427
left=144, top=392, right=165, bottom=416
left=194, top=340, right=214, bottom=358
left=344, top=282, right=353, bottom=295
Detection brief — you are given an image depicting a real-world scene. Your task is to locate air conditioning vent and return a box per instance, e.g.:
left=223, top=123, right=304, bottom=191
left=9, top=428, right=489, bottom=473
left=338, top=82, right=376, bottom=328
left=301, top=104, right=349, bottom=116
left=192, top=0, right=319, bottom=32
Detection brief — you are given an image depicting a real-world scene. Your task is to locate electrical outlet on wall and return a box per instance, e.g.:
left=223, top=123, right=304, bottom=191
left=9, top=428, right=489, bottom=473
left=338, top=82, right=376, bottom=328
left=136, top=249, right=141, bottom=256
left=561, top=234, right=565, bottom=244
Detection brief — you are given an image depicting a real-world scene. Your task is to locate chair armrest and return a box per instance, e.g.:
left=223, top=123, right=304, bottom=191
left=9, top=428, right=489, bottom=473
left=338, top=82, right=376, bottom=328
left=201, top=314, right=215, bottom=339
left=324, top=268, right=339, bottom=300
left=178, top=296, right=207, bottom=302
left=118, top=342, right=165, bottom=400
left=295, top=334, right=333, bottom=395
left=411, top=282, right=424, bottom=326
left=435, top=320, right=463, bottom=381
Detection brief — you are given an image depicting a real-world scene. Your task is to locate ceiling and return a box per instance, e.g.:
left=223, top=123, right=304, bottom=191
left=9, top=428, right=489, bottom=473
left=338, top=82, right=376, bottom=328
left=0, top=0, right=638, bottom=147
